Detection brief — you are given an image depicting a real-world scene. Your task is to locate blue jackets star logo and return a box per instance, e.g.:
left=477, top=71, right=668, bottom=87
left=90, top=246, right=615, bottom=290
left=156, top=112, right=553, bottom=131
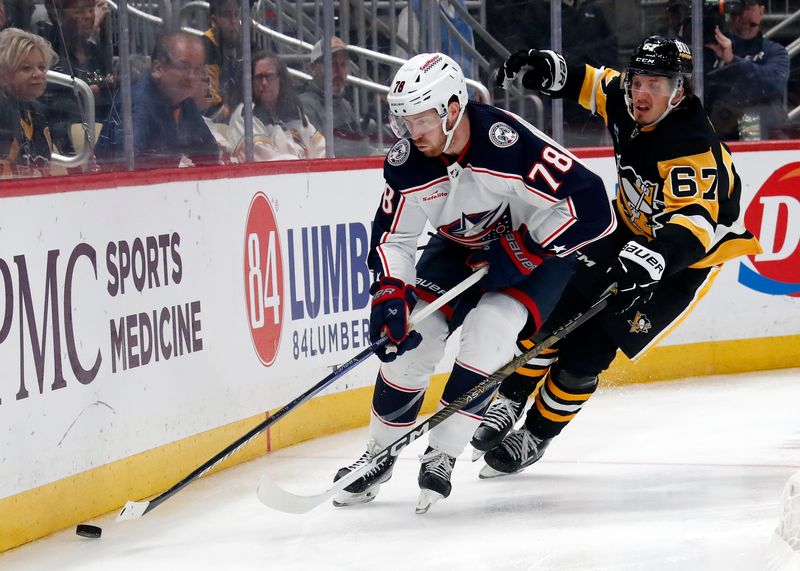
left=438, top=204, right=513, bottom=247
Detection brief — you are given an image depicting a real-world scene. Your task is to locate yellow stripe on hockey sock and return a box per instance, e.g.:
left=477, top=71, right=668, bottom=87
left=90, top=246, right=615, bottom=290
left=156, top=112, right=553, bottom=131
left=516, top=365, right=550, bottom=377
left=534, top=395, right=577, bottom=422
left=545, top=375, right=593, bottom=402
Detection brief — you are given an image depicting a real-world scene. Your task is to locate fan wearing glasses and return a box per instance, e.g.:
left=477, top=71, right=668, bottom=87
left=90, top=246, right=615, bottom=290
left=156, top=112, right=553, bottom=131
left=228, top=51, right=325, bottom=161
left=96, top=31, right=219, bottom=169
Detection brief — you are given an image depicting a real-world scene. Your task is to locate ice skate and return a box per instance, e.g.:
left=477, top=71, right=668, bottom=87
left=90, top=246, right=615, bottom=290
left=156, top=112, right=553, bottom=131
left=415, top=447, right=456, bottom=514
left=332, top=440, right=396, bottom=507
left=471, top=394, right=526, bottom=461
left=479, top=427, right=550, bottom=479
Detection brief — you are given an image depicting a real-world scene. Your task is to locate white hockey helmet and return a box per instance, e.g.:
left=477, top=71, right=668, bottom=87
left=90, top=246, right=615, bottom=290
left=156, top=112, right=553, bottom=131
left=387, top=53, right=468, bottom=153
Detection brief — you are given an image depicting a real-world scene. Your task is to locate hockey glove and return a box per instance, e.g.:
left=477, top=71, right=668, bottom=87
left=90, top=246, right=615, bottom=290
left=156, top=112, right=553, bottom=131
left=467, top=226, right=548, bottom=290
left=495, top=49, right=567, bottom=92
left=607, top=238, right=666, bottom=314
left=369, top=277, right=423, bottom=362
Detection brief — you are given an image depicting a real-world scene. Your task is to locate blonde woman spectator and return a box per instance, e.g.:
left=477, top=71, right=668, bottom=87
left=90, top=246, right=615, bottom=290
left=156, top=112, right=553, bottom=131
left=229, top=52, right=325, bottom=161
left=0, top=28, right=57, bottom=177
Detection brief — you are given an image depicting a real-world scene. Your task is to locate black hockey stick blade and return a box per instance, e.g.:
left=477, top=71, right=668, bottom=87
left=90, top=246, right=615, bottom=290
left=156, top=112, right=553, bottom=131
left=256, top=291, right=611, bottom=514
left=116, top=267, right=486, bottom=521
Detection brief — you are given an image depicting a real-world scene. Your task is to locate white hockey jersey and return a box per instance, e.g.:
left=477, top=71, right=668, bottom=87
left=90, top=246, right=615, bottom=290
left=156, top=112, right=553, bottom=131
left=368, top=101, right=617, bottom=283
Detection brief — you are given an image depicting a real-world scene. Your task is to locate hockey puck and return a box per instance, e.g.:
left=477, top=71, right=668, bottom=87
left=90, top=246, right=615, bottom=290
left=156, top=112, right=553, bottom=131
left=75, top=524, right=102, bottom=538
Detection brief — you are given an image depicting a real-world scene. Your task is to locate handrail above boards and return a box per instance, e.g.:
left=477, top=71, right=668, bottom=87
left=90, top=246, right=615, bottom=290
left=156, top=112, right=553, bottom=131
left=105, top=1, right=492, bottom=102
left=47, top=70, right=96, bottom=168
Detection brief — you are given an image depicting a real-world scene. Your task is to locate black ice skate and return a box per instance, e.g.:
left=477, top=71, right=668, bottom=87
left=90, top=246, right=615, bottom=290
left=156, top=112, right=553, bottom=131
left=415, top=446, right=456, bottom=514
left=332, top=440, right=396, bottom=507
left=471, top=394, right=526, bottom=461
left=479, top=427, right=551, bottom=479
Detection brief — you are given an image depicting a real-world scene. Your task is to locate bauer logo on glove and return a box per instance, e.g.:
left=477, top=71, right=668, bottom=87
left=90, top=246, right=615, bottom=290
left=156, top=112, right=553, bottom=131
left=467, top=225, right=549, bottom=291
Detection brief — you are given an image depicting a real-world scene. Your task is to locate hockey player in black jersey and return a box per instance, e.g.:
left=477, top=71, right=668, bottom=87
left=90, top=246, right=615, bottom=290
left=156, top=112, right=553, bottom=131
left=472, top=36, right=762, bottom=477
left=332, top=52, right=615, bottom=513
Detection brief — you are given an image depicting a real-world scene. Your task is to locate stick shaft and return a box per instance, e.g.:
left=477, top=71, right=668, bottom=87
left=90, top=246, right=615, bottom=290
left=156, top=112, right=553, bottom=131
left=118, top=267, right=487, bottom=520
left=257, top=292, right=611, bottom=513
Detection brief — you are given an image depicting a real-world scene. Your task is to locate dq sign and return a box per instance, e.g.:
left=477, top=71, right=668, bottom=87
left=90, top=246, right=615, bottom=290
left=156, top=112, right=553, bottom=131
left=739, top=163, right=800, bottom=297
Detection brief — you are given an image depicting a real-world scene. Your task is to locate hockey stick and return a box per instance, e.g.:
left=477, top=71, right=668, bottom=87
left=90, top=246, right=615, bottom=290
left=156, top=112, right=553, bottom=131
left=116, top=267, right=487, bottom=521
left=256, top=290, right=612, bottom=514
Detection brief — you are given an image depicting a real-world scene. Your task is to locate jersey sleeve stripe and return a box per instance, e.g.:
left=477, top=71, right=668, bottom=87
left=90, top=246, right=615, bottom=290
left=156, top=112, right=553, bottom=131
left=539, top=199, right=578, bottom=245
left=578, top=65, right=615, bottom=123
left=470, top=166, right=561, bottom=203
left=387, top=191, right=407, bottom=235
left=375, top=244, right=392, bottom=277
left=400, top=176, right=449, bottom=195
left=556, top=214, right=617, bottom=256
left=668, top=214, right=715, bottom=249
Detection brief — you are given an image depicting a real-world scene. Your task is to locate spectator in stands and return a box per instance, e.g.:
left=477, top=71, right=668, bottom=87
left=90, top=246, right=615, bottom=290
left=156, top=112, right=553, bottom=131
left=191, top=66, right=235, bottom=162
left=37, top=0, right=114, bottom=154
left=517, top=0, right=618, bottom=145
left=299, top=36, right=376, bottom=157
left=704, top=0, right=790, bottom=140
left=662, top=0, right=691, bottom=41
left=3, top=0, right=32, bottom=30
left=228, top=51, right=325, bottom=161
left=96, top=32, right=219, bottom=169
left=0, top=28, right=57, bottom=177
left=202, top=0, right=242, bottom=122
left=482, top=0, right=530, bottom=55
left=0, top=0, right=7, bottom=30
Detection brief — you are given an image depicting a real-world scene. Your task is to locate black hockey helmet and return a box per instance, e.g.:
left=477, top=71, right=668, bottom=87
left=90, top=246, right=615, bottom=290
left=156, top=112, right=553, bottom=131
left=623, top=36, right=693, bottom=127
left=626, top=36, right=693, bottom=79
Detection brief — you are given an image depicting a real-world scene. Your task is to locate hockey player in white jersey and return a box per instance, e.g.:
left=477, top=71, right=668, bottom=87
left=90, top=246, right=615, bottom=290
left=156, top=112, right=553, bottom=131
left=332, top=52, right=615, bottom=513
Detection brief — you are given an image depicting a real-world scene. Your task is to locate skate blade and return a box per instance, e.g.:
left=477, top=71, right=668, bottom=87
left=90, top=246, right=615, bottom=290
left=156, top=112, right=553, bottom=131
left=332, top=485, right=381, bottom=507
left=471, top=447, right=486, bottom=462
left=478, top=464, right=515, bottom=479
left=415, top=489, right=444, bottom=514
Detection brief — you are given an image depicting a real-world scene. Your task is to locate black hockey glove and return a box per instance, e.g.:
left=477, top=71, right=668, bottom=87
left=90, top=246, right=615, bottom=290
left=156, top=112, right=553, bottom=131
left=495, top=49, right=567, bottom=92
left=607, top=238, right=666, bottom=314
left=467, top=226, right=549, bottom=290
left=369, top=276, right=423, bottom=362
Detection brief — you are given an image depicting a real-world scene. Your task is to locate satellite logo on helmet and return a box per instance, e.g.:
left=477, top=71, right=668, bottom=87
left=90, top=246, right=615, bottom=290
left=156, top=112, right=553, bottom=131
left=738, top=162, right=800, bottom=297
left=244, top=192, right=285, bottom=366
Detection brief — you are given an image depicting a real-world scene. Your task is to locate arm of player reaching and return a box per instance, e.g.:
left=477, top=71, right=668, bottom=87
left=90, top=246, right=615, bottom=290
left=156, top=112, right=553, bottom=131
left=496, top=49, right=621, bottom=127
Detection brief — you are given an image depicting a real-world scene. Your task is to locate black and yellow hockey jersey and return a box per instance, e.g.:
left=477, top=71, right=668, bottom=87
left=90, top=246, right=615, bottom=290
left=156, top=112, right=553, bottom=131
left=561, top=64, right=761, bottom=273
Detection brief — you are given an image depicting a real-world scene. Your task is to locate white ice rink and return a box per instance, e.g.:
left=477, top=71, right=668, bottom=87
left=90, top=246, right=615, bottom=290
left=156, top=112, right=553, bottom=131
left=2, top=368, right=799, bottom=571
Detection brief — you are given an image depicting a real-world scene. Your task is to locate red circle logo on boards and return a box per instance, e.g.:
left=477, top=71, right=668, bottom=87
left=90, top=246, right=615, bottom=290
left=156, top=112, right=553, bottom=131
left=244, top=192, right=284, bottom=366
left=742, top=162, right=800, bottom=297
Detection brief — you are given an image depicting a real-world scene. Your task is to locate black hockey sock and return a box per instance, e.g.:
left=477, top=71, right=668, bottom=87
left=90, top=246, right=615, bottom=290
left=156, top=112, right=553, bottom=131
left=498, top=340, right=558, bottom=402
left=524, top=367, right=598, bottom=439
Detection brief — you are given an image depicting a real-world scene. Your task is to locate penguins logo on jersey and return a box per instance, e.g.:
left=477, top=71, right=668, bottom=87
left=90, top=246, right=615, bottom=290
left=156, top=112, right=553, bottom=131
left=489, top=122, right=519, bottom=148
left=439, top=203, right=513, bottom=247
left=387, top=139, right=410, bottom=166
left=628, top=311, right=652, bottom=334
left=618, top=165, right=665, bottom=236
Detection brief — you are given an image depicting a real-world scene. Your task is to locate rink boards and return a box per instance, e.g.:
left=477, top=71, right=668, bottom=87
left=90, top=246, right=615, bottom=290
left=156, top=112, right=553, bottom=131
left=1, top=143, right=799, bottom=551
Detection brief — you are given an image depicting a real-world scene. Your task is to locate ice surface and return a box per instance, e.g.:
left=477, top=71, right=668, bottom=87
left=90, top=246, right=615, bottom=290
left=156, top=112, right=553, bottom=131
left=2, top=369, right=799, bottom=571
